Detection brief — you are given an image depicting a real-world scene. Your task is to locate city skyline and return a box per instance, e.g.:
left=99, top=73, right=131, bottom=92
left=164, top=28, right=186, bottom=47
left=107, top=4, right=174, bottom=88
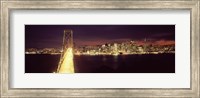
left=25, top=25, right=175, bottom=49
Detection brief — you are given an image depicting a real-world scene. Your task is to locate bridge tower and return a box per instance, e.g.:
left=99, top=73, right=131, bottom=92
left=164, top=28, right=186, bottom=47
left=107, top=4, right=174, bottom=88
left=57, top=29, right=74, bottom=73
left=62, top=30, right=73, bottom=50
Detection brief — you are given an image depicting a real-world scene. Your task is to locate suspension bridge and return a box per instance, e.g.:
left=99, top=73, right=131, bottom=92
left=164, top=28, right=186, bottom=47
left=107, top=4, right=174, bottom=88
left=56, top=29, right=74, bottom=73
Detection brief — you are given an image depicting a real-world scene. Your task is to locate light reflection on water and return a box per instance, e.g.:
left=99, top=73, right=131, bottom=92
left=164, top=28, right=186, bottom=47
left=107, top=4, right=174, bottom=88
left=25, top=54, right=175, bottom=73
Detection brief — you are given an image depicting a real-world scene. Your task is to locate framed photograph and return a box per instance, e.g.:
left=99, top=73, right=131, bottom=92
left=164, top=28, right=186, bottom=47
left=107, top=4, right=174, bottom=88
left=25, top=25, right=175, bottom=73
left=1, top=0, right=199, bottom=97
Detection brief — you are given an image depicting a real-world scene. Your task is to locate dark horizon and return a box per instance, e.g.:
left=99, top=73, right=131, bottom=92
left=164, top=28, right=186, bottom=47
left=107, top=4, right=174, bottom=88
left=25, top=25, right=175, bottom=49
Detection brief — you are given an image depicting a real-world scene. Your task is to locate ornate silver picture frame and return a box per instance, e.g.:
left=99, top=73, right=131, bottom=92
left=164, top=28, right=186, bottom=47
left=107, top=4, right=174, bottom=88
left=1, top=0, right=199, bottom=97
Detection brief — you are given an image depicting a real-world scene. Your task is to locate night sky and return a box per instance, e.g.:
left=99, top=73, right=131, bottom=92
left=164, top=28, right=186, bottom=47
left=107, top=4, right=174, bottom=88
left=25, top=25, right=175, bottom=49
